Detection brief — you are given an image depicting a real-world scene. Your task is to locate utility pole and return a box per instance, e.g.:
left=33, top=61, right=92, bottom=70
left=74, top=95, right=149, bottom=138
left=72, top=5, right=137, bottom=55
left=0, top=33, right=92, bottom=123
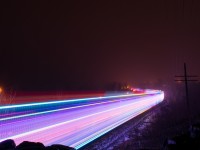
left=175, top=63, right=198, bottom=126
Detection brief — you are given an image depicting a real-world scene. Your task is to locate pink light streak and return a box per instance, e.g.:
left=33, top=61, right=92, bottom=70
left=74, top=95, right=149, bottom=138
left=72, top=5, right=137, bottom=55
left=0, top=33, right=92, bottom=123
left=0, top=90, right=164, bottom=149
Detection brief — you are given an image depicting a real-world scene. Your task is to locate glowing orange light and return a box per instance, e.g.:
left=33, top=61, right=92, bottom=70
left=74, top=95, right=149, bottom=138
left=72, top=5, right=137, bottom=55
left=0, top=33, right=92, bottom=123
left=0, top=87, right=3, bottom=93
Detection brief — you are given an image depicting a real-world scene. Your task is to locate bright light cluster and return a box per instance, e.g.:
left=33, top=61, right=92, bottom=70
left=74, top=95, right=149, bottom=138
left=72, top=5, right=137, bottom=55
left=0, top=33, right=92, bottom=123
left=0, top=90, right=164, bottom=149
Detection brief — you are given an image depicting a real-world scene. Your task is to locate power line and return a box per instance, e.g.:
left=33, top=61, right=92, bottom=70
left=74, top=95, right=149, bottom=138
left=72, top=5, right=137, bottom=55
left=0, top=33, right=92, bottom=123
left=174, top=62, right=198, bottom=126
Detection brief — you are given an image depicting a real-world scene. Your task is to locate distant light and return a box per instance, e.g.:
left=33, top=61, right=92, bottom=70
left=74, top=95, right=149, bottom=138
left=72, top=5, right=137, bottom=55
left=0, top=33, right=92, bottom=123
left=0, top=87, right=3, bottom=94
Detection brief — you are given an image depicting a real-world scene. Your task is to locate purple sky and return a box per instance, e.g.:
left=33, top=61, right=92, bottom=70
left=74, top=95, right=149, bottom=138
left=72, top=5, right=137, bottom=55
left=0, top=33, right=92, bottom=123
left=1, top=1, right=200, bottom=90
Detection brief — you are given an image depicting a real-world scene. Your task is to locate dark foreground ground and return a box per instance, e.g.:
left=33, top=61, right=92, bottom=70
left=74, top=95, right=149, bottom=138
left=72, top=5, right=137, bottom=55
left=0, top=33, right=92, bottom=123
left=0, top=140, right=75, bottom=150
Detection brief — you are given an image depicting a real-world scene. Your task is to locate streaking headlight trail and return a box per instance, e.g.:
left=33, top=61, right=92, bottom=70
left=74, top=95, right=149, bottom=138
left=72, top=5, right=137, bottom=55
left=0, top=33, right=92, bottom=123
left=0, top=90, right=164, bottom=149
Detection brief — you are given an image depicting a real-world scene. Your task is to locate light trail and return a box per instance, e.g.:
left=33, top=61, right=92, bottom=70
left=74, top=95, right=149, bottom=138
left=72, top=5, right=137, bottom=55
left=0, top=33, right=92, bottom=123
left=0, top=93, right=144, bottom=110
left=0, top=90, right=164, bottom=149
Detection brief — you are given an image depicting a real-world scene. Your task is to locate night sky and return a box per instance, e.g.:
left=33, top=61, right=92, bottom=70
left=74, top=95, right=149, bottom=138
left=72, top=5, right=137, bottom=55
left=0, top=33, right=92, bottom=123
left=1, top=1, right=200, bottom=91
